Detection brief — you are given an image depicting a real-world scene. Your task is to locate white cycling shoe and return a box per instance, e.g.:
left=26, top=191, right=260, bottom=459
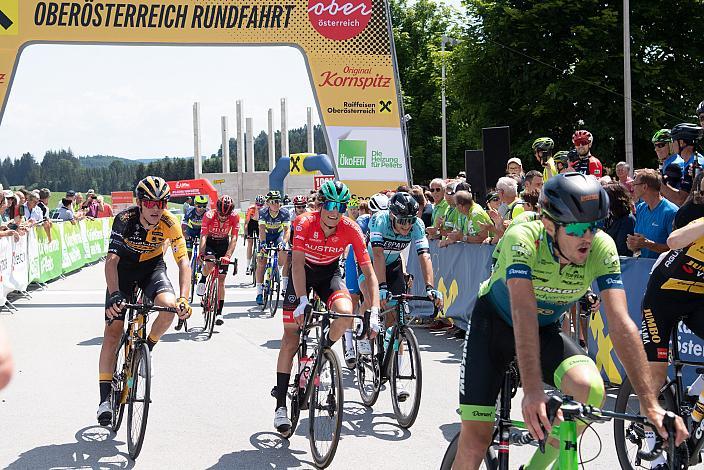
left=97, top=400, right=112, bottom=426
left=274, top=406, right=292, bottom=435
left=196, top=282, right=206, bottom=297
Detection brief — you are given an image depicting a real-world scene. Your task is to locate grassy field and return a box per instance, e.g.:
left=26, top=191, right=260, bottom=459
left=45, top=192, right=113, bottom=210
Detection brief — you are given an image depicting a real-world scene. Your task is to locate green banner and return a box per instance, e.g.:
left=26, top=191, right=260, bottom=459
left=36, top=225, right=63, bottom=283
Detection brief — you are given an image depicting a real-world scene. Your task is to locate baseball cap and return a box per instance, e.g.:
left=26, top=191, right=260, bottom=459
left=507, top=157, right=523, bottom=167
left=87, top=189, right=95, bottom=194
left=66, top=190, right=76, bottom=197
left=3, top=189, right=14, bottom=198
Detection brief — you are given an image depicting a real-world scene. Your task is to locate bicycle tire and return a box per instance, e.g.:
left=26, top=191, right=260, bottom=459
left=261, top=268, right=271, bottom=312
left=440, top=432, right=499, bottom=470
left=127, top=343, right=151, bottom=460
left=269, top=271, right=280, bottom=317
left=356, top=336, right=381, bottom=407
left=189, top=256, right=198, bottom=304
left=390, top=327, right=423, bottom=428
left=110, top=335, right=128, bottom=432
left=206, top=275, right=218, bottom=340
left=614, top=375, right=679, bottom=470
left=309, top=348, right=344, bottom=469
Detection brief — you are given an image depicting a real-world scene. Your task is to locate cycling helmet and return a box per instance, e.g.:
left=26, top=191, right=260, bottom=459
left=572, top=130, right=593, bottom=146
left=255, top=195, right=265, bottom=206
left=292, top=195, right=307, bottom=205
left=135, top=176, right=171, bottom=201
left=670, top=123, right=703, bottom=144
left=319, top=180, right=351, bottom=203
left=216, top=195, right=235, bottom=216
left=651, top=129, right=672, bottom=144
left=697, top=100, right=704, bottom=116
left=553, top=151, right=570, bottom=168
left=389, top=192, right=419, bottom=219
left=369, top=193, right=390, bottom=213
left=532, top=137, right=555, bottom=152
left=194, top=195, right=208, bottom=205
left=539, top=173, right=609, bottom=224
left=348, top=195, right=360, bottom=208
left=266, top=190, right=281, bottom=201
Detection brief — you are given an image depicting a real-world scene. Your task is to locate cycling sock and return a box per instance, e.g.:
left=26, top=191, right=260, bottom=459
left=146, top=334, right=158, bottom=351
left=257, top=283, right=262, bottom=294
left=99, top=373, right=112, bottom=402
left=281, top=276, right=288, bottom=289
left=644, top=430, right=667, bottom=466
left=344, top=329, right=354, bottom=351
left=276, top=372, right=290, bottom=409
left=218, top=300, right=224, bottom=315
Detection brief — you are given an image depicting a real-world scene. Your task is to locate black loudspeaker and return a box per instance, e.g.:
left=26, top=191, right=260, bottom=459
left=482, top=126, right=511, bottom=191
left=465, top=150, right=486, bottom=205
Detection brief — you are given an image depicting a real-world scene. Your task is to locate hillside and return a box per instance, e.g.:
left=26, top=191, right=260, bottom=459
left=78, top=155, right=175, bottom=168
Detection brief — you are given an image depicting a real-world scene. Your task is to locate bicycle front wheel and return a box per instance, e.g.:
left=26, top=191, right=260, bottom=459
left=390, top=327, right=422, bottom=428
left=127, top=343, right=151, bottom=460
left=356, top=336, right=381, bottom=407
left=110, top=335, right=128, bottom=432
left=309, top=348, right=344, bottom=469
left=205, top=276, right=218, bottom=339
left=269, top=271, right=280, bottom=317
left=613, top=375, right=681, bottom=470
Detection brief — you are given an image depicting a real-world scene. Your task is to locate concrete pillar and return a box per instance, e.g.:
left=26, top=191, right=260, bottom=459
left=307, top=107, right=314, bottom=153
left=246, top=117, right=255, bottom=173
left=221, top=116, right=230, bottom=173
left=280, top=98, right=289, bottom=159
left=236, top=100, right=244, bottom=173
left=193, top=102, right=202, bottom=178
left=268, top=108, right=275, bottom=171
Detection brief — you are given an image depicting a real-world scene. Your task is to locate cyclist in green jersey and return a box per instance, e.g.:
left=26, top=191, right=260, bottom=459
left=454, top=173, right=686, bottom=470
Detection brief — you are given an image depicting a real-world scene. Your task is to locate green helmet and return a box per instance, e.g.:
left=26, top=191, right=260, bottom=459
left=194, top=195, right=208, bottom=205
left=266, top=190, right=281, bottom=201
left=319, top=180, right=351, bottom=203
left=553, top=150, right=570, bottom=167
left=651, top=129, right=672, bottom=144
left=532, top=137, right=555, bottom=152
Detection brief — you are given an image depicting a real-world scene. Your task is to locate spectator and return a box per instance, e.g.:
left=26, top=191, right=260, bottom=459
left=439, top=190, right=491, bottom=246
left=396, top=184, right=411, bottom=193
left=96, top=195, right=114, bottom=218
left=673, top=171, right=704, bottom=229
left=485, top=191, right=500, bottom=212
left=84, top=193, right=100, bottom=218
left=73, top=192, right=84, bottom=214
left=59, top=190, right=76, bottom=210
left=456, top=171, right=467, bottom=181
left=661, top=123, right=704, bottom=206
left=424, top=190, right=433, bottom=204
left=615, top=161, right=634, bottom=196
left=82, top=189, right=96, bottom=210
left=427, top=178, right=448, bottom=239
left=23, top=192, right=43, bottom=224
left=439, top=181, right=470, bottom=237
left=56, top=198, right=77, bottom=223
left=521, top=191, right=540, bottom=212
left=571, top=130, right=603, bottom=178
left=522, top=170, right=544, bottom=196
left=627, top=169, right=678, bottom=258
left=37, top=188, right=51, bottom=219
left=358, top=200, right=370, bottom=216
left=5, top=191, right=21, bottom=224
left=411, top=188, right=433, bottom=228
left=603, top=182, right=636, bottom=256
left=506, top=157, right=523, bottom=178
left=651, top=129, right=683, bottom=181
left=496, top=176, right=524, bottom=221
left=183, top=196, right=193, bottom=215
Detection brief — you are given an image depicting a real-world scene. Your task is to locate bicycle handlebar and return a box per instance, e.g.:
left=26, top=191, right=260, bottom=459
left=304, top=304, right=371, bottom=340
left=387, top=293, right=444, bottom=317
left=106, top=302, right=179, bottom=325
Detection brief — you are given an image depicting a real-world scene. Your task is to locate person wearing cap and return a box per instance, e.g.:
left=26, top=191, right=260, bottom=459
left=59, top=190, right=76, bottom=210
left=439, top=190, right=492, bottom=247
left=506, top=157, right=523, bottom=177
left=96, top=195, right=114, bottom=218
left=56, top=197, right=77, bottom=224
left=661, top=123, right=704, bottom=206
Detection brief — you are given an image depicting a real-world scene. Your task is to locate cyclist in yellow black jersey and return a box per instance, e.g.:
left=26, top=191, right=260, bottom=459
left=96, top=176, right=192, bottom=426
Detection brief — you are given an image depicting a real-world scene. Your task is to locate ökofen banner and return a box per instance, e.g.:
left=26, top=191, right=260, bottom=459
left=0, top=0, right=410, bottom=194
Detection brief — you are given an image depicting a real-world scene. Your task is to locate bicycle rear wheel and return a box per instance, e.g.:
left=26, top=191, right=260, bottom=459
left=127, top=343, right=151, bottom=460
left=205, top=275, right=218, bottom=339
left=269, top=270, right=280, bottom=317
left=390, top=327, right=422, bottom=428
left=356, top=336, right=381, bottom=407
left=309, top=348, right=344, bottom=469
left=613, top=376, right=682, bottom=470
left=110, top=335, right=128, bottom=432
left=439, top=432, right=498, bottom=470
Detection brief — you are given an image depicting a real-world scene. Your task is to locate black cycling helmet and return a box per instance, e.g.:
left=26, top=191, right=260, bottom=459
left=671, top=123, right=703, bottom=144
left=697, top=100, right=704, bottom=116
left=389, top=192, right=419, bottom=219
left=135, top=176, right=171, bottom=201
left=539, top=173, right=609, bottom=224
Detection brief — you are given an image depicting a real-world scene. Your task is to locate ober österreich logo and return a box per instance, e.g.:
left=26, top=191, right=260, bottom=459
left=308, top=0, right=372, bottom=41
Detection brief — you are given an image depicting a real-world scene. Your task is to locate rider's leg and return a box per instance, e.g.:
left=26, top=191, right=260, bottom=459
left=98, top=319, right=124, bottom=403
left=246, top=238, right=253, bottom=269
left=275, top=282, right=305, bottom=409
left=344, top=293, right=361, bottom=353
left=453, top=421, right=494, bottom=470
left=279, top=249, right=289, bottom=290
left=148, top=291, right=178, bottom=349
left=256, top=253, right=265, bottom=294
left=328, top=293, right=354, bottom=342
left=217, top=274, right=226, bottom=314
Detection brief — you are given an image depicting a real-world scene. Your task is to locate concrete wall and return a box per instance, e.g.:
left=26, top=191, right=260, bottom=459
left=198, top=172, right=315, bottom=208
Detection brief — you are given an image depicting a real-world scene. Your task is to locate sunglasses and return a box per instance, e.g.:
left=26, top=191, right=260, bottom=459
left=322, top=201, right=347, bottom=213
left=294, top=205, right=307, bottom=210
left=268, top=200, right=281, bottom=204
left=561, top=221, right=600, bottom=237
left=195, top=204, right=207, bottom=209
left=654, top=142, right=668, bottom=149
left=394, top=215, right=417, bottom=226
left=141, top=199, right=167, bottom=209
left=430, top=187, right=443, bottom=192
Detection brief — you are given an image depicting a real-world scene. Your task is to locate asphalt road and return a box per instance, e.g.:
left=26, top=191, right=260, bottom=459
left=0, top=242, right=672, bottom=469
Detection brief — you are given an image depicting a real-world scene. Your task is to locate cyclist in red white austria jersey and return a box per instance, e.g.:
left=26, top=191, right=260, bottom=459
left=272, top=180, right=381, bottom=435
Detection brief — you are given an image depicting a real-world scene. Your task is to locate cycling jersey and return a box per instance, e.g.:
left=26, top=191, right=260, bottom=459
left=651, top=217, right=704, bottom=293
left=542, top=158, right=557, bottom=182
left=345, top=213, right=372, bottom=295
left=183, top=206, right=206, bottom=239
left=292, top=211, right=371, bottom=267
left=681, top=152, right=704, bottom=193
left=479, top=220, right=623, bottom=326
left=431, top=199, right=448, bottom=226
left=259, top=206, right=290, bottom=235
left=108, top=206, right=188, bottom=266
left=573, top=155, right=603, bottom=178
left=368, top=210, right=429, bottom=265
left=201, top=210, right=240, bottom=240
left=245, top=205, right=258, bottom=224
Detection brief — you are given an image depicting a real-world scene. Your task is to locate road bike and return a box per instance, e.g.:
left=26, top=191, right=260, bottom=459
left=355, top=293, right=437, bottom=428
left=440, top=358, right=679, bottom=469
left=277, top=301, right=370, bottom=468
left=200, top=254, right=231, bottom=339
left=245, top=236, right=259, bottom=285
left=614, top=318, right=701, bottom=469
left=108, top=290, right=177, bottom=460
left=187, top=238, right=200, bottom=306
left=260, top=245, right=281, bottom=317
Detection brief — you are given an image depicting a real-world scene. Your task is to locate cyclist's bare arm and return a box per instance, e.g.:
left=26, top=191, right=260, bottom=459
left=0, top=323, right=13, bottom=390
left=292, top=250, right=307, bottom=299
left=282, top=225, right=290, bottom=246
left=104, top=253, right=122, bottom=318
left=258, top=224, right=266, bottom=245
left=668, top=218, right=704, bottom=249
left=225, top=229, right=238, bottom=258
left=601, top=288, right=688, bottom=445
left=418, top=252, right=434, bottom=287
left=176, top=256, right=191, bottom=303
left=198, top=233, right=208, bottom=257
left=660, top=183, right=687, bottom=207
left=359, top=262, right=380, bottom=309
left=372, top=246, right=387, bottom=284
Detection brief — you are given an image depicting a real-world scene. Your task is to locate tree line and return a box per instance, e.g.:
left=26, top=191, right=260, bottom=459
left=0, top=125, right=328, bottom=193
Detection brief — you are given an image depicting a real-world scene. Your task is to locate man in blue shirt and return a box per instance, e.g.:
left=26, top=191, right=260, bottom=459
left=627, top=169, right=678, bottom=258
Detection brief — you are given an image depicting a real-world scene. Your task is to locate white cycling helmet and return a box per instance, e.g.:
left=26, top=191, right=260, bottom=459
left=369, top=193, right=390, bottom=213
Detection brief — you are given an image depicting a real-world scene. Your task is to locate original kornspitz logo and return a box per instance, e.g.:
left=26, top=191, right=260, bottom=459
left=308, top=0, right=372, bottom=41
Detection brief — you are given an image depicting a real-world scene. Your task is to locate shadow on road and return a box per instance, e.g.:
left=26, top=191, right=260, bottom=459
left=207, top=431, right=313, bottom=469
left=440, top=422, right=460, bottom=443
left=5, top=426, right=133, bottom=469
left=260, top=339, right=282, bottom=350
left=77, top=336, right=104, bottom=346
left=14, top=303, right=106, bottom=309
left=413, top=327, right=464, bottom=365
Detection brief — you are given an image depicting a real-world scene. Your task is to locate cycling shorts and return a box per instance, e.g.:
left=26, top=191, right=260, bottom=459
left=640, top=272, right=704, bottom=362
left=104, top=258, right=174, bottom=322
left=357, top=258, right=405, bottom=298
left=204, top=237, right=230, bottom=275
left=282, top=261, right=349, bottom=324
left=459, top=295, right=586, bottom=420
left=246, top=219, right=259, bottom=238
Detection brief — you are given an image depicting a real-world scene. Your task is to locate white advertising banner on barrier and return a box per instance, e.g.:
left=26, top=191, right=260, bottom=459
left=27, top=229, right=39, bottom=284
left=326, top=126, right=408, bottom=181
left=0, top=237, right=13, bottom=305
left=9, top=234, right=29, bottom=292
